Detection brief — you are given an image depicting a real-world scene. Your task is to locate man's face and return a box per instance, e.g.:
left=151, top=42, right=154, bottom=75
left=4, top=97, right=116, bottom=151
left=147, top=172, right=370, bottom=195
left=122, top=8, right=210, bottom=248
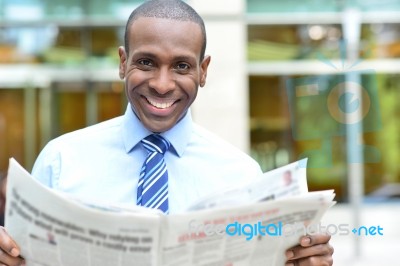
left=119, top=17, right=210, bottom=133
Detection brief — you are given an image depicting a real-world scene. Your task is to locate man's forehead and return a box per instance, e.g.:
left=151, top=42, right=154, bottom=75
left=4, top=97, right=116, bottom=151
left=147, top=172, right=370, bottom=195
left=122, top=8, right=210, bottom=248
left=127, top=17, right=203, bottom=58
left=128, top=17, right=203, bottom=43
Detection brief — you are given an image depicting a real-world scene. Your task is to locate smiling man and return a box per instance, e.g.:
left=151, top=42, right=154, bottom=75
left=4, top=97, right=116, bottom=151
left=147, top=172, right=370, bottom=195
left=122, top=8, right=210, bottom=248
left=119, top=13, right=209, bottom=133
left=0, top=1, right=333, bottom=265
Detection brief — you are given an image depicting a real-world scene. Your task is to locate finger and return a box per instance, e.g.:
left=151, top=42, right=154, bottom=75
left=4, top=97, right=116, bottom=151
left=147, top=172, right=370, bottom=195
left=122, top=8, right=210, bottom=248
left=286, top=243, right=334, bottom=261
left=300, top=233, right=331, bottom=247
left=0, top=227, right=20, bottom=257
left=286, top=254, right=333, bottom=266
left=0, top=248, right=25, bottom=266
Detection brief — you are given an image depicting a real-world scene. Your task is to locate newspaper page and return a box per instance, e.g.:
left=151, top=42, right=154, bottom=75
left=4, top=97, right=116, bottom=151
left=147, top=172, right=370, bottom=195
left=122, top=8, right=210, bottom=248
left=5, top=158, right=162, bottom=266
left=161, top=191, right=334, bottom=266
left=6, top=158, right=334, bottom=266
left=187, top=159, right=309, bottom=211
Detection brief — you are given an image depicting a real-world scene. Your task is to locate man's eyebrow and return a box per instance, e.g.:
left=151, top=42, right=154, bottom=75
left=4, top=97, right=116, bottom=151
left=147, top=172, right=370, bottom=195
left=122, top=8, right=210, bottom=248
left=130, top=52, right=156, bottom=60
left=173, top=55, right=197, bottom=63
left=130, top=52, right=198, bottom=64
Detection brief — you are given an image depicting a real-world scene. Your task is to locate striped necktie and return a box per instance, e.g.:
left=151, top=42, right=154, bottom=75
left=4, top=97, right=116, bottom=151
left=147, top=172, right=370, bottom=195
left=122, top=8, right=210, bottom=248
left=137, top=134, right=171, bottom=213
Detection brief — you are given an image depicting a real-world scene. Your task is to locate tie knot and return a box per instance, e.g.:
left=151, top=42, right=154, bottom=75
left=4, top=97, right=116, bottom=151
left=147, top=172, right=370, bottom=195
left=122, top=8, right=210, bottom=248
left=141, top=134, right=170, bottom=154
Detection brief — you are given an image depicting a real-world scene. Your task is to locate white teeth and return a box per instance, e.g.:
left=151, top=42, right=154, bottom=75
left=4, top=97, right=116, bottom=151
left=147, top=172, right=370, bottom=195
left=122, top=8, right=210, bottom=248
left=147, top=98, right=174, bottom=109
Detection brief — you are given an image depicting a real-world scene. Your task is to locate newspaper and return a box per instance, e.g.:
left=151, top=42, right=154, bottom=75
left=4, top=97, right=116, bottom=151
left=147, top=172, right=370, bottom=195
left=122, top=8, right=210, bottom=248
left=5, top=158, right=335, bottom=266
left=186, top=159, right=309, bottom=211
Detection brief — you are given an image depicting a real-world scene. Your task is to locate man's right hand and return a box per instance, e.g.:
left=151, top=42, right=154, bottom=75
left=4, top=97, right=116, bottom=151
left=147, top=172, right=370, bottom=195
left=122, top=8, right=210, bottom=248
left=0, top=227, right=25, bottom=266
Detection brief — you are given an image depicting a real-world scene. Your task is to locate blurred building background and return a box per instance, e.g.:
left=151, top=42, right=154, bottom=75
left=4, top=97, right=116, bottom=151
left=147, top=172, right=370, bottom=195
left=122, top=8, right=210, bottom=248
left=0, top=0, right=399, bottom=264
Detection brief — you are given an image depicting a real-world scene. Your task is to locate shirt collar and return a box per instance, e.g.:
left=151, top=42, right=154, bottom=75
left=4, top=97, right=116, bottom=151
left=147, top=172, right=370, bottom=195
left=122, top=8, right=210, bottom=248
left=122, top=104, right=192, bottom=157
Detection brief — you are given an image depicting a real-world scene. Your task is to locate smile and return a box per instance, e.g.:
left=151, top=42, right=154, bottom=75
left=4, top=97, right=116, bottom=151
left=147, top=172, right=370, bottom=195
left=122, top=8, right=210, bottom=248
left=145, top=96, right=176, bottom=109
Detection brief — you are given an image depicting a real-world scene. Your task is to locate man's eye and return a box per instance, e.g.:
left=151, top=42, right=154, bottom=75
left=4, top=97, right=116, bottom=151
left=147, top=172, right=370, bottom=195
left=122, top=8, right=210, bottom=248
left=138, top=59, right=153, bottom=66
left=176, top=63, right=190, bottom=70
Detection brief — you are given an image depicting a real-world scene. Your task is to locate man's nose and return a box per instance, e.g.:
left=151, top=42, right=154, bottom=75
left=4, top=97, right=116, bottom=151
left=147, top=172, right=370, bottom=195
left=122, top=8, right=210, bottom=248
left=149, top=67, right=175, bottom=94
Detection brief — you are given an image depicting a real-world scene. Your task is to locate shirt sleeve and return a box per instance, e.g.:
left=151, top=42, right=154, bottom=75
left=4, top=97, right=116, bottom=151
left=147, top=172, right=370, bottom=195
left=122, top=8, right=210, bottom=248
left=31, top=140, right=61, bottom=189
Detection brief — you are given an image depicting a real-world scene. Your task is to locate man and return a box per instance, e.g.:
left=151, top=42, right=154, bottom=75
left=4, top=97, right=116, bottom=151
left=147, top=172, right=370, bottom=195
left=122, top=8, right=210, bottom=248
left=0, top=1, right=333, bottom=265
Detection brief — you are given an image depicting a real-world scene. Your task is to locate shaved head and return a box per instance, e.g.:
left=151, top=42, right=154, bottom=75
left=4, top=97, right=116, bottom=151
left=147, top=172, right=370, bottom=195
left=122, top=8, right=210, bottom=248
left=124, top=0, right=207, bottom=60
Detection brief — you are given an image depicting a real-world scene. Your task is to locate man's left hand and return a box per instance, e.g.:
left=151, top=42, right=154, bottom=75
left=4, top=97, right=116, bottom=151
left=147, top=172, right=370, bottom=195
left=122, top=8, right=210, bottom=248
left=285, top=233, right=334, bottom=266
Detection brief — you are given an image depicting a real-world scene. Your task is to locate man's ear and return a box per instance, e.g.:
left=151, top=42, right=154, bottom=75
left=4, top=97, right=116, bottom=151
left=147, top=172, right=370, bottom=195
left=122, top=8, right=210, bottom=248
left=118, top=46, right=127, bottom=79
left=199, top=55, right=211, bottom=87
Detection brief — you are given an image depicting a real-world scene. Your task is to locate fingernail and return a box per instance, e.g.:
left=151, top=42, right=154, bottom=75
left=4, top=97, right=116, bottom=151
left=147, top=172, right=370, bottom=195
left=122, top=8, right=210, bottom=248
left=285, top=250, right=294, bottom=259
left=301, top=236, right=311, bottom=245
left=20, top=262, right=26, bottom=266
left=10, top=248, right=19, bottom=257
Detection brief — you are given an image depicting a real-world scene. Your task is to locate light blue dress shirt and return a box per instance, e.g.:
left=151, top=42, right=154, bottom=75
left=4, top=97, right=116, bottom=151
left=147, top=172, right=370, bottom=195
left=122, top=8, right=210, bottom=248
left=32, top=105, right=262, bottom=213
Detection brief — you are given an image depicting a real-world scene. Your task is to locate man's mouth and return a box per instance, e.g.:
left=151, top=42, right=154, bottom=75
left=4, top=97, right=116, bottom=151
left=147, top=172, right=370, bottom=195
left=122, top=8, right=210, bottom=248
left=145, top=96, right=176, bottom=109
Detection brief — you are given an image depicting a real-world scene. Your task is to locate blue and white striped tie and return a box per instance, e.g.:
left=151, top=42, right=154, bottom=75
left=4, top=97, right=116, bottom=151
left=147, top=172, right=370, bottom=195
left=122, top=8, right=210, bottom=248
left=137, top=134, right=171, bottom=214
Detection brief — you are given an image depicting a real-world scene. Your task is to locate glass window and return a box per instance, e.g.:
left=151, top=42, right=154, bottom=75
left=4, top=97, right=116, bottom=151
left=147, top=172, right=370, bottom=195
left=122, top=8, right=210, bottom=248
left=248, top=24, right=343, bottom=61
